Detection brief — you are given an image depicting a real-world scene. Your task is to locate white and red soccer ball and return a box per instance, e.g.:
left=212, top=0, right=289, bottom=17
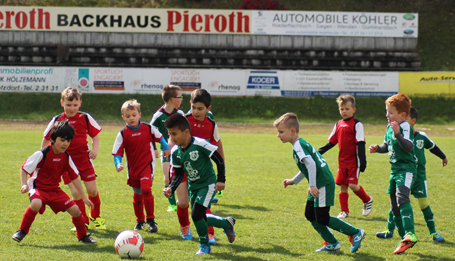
left=115, top=230, right=144, bottom=259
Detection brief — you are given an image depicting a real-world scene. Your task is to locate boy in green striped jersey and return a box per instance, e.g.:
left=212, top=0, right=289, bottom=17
left=275, top=113, right=365, bottom=253
left=376, top=106, right=447, bottom=242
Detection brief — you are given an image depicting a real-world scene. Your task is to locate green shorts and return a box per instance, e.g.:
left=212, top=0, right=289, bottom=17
left=387, top=171, right=415, bottom=195
left=307, top=182, right=335, bottom=208
left=411, top=178, right=428, bottom=198
left=190, top=183, right=216, bottom=208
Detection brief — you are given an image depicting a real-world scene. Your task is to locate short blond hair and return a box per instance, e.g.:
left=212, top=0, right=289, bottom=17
left=273, top=113, right=300, bottom=133
left=61, top=87, right=81, bottom=101
left=336, top=94, right=356, bottom=107
left=121, top=99, right=141, bottom=114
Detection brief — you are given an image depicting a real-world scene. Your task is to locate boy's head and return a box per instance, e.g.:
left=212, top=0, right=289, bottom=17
left=190, top=89, right=212, bottom=121
left=60, top=87, right=82, bottom=118
left=273, top=113, right=299, bottom=143
left=165, top=114, right=191, bottom=146
left=406, top=106, right=418, bottom=129
left=121, top=99, right=141, bottom=127
left=385, top=94, right=412, bottom=124
left=49, top=120, right=75, bottom=153
left=336, top=94, right=356, bottom=120
left=162, top=85, right=183, bottom=108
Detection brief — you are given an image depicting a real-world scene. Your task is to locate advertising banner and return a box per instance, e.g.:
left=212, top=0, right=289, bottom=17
left=0, top=6, right=416, bottom=37
left=399, top=72, right=455, bottom=95
left=252, top=10, right=418, bottom=38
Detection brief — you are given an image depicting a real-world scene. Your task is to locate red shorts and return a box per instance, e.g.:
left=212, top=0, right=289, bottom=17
left=29, top=188, right=76, bottom=214
left=335, top=167, right=360, bottom=186
left=170, top=167, right=188, bottom=183
left=128, top=172, right=153, bottom=189
left=62, top=159, right=96, bottom=184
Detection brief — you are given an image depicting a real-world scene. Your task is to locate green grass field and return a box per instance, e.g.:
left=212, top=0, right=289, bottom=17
left=1, top=124, right=454, bottom=261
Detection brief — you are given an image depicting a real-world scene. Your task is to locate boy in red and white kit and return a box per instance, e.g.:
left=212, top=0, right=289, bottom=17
left=318, top=94, right=373, bottom=218
left=12, top=120, right=96, bottom=243
left=113, top=99, right=171, bottom=232
left=42, top=87, right=104, bottom=229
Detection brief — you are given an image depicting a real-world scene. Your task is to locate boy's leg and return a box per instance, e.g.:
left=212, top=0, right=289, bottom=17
left=206, top=208, right=216, bottom=244
left=336, top=169, right=349, bottom=217
left=67, top=204, right=89, bottom=240
left=176, top=179, right=192, bottom=240
left=64, top=173, right=89, bottom=225
left=18, top=205, right=39, bottom=233
left=305, top=201, right=337, bottom=243
left=162, top=161, right=177, bottom=211
left=377, top=209, right=396, bottom=238
left=140, top=180, right=157, bottom=233
left=132, top=188, right=145, bottom=224
left=13, top=196, right=43, bottom=242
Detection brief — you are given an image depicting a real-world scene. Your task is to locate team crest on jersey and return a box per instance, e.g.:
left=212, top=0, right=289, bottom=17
left=416, top=139, right=424, bottom=149
left=189, top=151, right=199, bottom=161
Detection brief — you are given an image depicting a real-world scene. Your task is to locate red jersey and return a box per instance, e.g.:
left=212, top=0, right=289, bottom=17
left=43, top=112, right=101, bottom=163
left=112, top=122, right=162, bottom=179
left=328, top=117, right=365, bottom=168
left=185, top=113, right=220, bottom=145
left=22, top=145, right=79, bottom=191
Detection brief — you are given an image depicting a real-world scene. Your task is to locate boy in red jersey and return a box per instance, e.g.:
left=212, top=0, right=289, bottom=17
left=12, top=120, right=96, bottom=243
left=42, top=87, right=104, bottom=229
left=113, top=99, right=170, bottom=232
left=318, top=94, right=372, bottom=219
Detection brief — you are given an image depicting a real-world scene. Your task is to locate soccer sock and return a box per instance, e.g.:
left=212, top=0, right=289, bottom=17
left=354, top=186, right=371, bottom=203
left=177, top=204, right=190, bottom=227
left=74, top=199, right=89, bottom=224
left=311, top=220, right=337, bottom=243
left=89, top=192, right=101, bottom=219
left=393, top=214, right=406, bottom=238
left=133, top=193, right=145, bottom=222
left=193, top=218, right=209, bottom=245
left=206, top=213, right=228, bottom=229
left=168, top=191, right=176, bottom=206
left=399, top=202, right=415, bottom=234
left=206, top=208, right=215, bottom=235
left=386, top=209, right=396, bottom=233
left=339, top=192, right=349, bottom=213
left=142, top=189, right=155, bottom=220
left=72, top=214, right=87, bottom=240
left=19, top=206, right=38, bottom=234
left=422, top=206, right=436, bottom=234
left=328, top=216, right=359, bottom=236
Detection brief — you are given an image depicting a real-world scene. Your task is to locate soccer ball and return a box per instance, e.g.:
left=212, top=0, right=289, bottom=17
left=115, top=230, right=145, bottom=259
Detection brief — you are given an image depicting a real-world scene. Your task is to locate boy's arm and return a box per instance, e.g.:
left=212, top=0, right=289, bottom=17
left=357, top=142, right=367, bottom=172
left=71, top=177, right=94, bottom=209
left=88, top=135, right=99, bottom=159
left=20, top=168, right=29, bottom=194
left=370, top=142, right=388, bottom=153
left=114, top=155, right=124, bottom=172
left=216, top=140, right=225, bottom=160
left=167, top=167, right=184, bottom=194
left=395, top=133, right=413, bottom=153
left=211, top=150, right=225, bottom=192
left=429, top=145, right=448, bottom=166
left=318, top=142, right=336, bottom=155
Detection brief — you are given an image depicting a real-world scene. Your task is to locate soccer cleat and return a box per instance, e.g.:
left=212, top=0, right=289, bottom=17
left=362, top=197, right=373, bottom=216
left=431, top=232, right=445, bottom=242
left=223, top=216, right=236, bottom=243
left=349, top=229, right=366, bottom=253
left=337, top=211, right=349, bottom=219
left=134, top=221, right=146, bottom=231
left=89, top=216, right=106, bottom=230
left=393, top=232, right=417, bottom=254
left=167, top=204, right=177, bottom=212
left=211, top=197, right=219, bottom=203
left=195, top=244, right=212, bottom=255
left=315, top=240, right=341, bottom=252
left=208, top=234, right=216, bottom=245
left=376, top=230, right=394, bottom=239
left=146, top=218, right=158, bottom=233
left=12, top=229, right=27, bottom=242
left=79, top=234, right=97, bottom=243
left=180, top=225, right=193, bottom=240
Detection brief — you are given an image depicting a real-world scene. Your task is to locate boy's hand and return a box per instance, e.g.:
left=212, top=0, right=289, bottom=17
left=154, top=150, right=159, bottom=158
left=283, top=179, right=294, bottom=188
left=21, top=184, right=29, bottom=194
left=369, top=144, right=378, bottom=153
left=163, top=149, right=171, bottom=160
left=163, top=187, right=172, bottom=198
left=391, top=121, right=400, bottom=135
left=88, top=149, right=98, bottom=159
left=215, top=182, right=225, bottom=192
left=309, top=186, right=319, bottom=198
left=117, top=164, right=124, bottom=172
left=443, top=158, right=448, bottom=167
left=83, top=198, right=94, bottom=209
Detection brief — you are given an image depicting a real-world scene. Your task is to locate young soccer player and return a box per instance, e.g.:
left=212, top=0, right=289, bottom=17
left=318, top=94, right=373, bottom=219
left=163, top=114, right=235, bottom=255
left=376, top=106, right=447, bottom=242
left=42, top=87, right=104, bottom=230
left=113, top=99, right=171, bottom=232
left=150, top=85, right=184, bottom=213
left=275, top=113, right=365, bottom=253
left=369, top=94, right=417, bottom=254
left=12, top=120, right=96, bottom=243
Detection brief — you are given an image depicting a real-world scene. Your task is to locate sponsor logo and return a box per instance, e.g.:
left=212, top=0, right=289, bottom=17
left=403, top=29, right=414, bottom=35
left=403, top=14, right=416, bottom=21
left=78, top=68, right=89, bottom=89
left=53, top=158, right=61, bottom=161
left=247, top=71, right=280, bottom=90
left=65, top=199, right=72, bottom=205
left=141, top=83, right=164, bottom=90
left=132, top=133, right=142, bottom=137
left=0, top=8, right=50, bottom=30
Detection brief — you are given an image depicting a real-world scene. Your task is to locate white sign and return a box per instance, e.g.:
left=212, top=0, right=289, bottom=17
left=252, top=10, right=418, bottom=38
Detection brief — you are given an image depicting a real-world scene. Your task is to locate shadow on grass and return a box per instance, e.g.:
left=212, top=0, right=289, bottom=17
left=214, top=204, right=271, bottom=212
left=412, top=253, right=455, bottom=261
left=211, top=243, right=304, bottom=260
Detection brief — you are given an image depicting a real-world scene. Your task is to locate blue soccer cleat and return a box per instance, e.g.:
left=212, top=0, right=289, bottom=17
left=376, top=230, right=394, bottom=239
left=315, top=240, right=341, bottom=252
left=211, top=197, right=219, bottom=203
left=195, top=244, right=212, bottom=255
left=431, top=232, right=444, bottom=242
left=209, top=234, right=216, bottom=245
left=223, top=216, right=236, bottom=243
left=350, top=229, right=366, bottom=253
left=180, top=225, right=193, bottom=240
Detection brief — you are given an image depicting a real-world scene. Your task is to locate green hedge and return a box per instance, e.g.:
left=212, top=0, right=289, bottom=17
left=1, top=93, right=454, bottom=124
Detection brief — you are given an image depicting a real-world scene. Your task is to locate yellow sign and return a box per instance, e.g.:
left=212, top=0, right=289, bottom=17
left=399, top=72, right=455, bottom=95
